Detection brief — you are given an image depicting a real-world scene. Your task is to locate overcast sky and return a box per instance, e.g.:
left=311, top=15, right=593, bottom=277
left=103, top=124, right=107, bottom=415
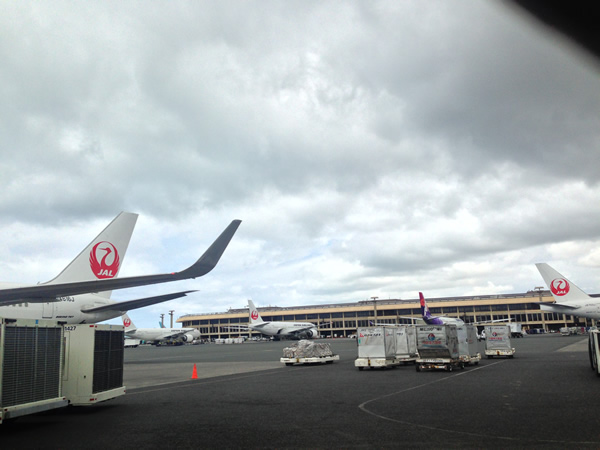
left=1, top=1, right=599, bottom=328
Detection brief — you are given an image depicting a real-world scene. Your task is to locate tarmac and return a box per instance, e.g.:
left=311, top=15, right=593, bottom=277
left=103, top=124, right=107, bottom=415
left=2, top=334, right=600, bottom=449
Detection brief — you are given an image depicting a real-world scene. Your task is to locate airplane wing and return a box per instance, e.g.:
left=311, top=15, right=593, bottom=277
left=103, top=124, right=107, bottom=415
left=0, top=220, right=241, bottom=306
left=81, top=290, right=195, bottom=313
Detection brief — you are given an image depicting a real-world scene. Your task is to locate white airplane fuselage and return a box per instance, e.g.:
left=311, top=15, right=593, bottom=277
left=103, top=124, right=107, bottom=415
left=540, top=302, right=600, bottom=320
left=251, top=321, right=319, bottom=338
left=125, top=327, right=199, bottom=342
left=0, top=282, right=119, bottom=323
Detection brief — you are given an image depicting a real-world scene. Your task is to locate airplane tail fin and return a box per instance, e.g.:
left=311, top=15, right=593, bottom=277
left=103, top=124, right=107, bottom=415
left=248, top=299, right=264, bottom=324
left=122, top=313, right=137, bottom=332
left=536, top=263, right=591, bottom=303
left=44, top=212, right=138, bottom=299
left=419, top=292, right=434, bottom=324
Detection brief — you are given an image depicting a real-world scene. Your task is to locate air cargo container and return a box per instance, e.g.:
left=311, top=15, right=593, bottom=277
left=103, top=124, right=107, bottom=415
left=394, top=325, right=418, bottom=363
left=457, top=324, right=480, bottom=365
left=484, top=325, right=515, bottom=358
left=415, top=325, right=462, bottom=371
left=0, top=319, right=68, bottom=424
left=62, top=324, right=126, bottom=405
left=354, top=326, right=402, bottom=369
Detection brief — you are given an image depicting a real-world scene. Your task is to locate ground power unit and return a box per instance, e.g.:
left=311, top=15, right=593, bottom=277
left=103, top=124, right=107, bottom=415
left=62, top=324, right=126, bottom=405
left=0, top=318, right=68, bottom=424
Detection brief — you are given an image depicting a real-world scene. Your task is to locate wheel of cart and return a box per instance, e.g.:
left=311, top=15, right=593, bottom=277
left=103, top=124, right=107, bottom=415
left=285, top=362, right=293, bottom=366
left=446, top=364, right=453, bottom=372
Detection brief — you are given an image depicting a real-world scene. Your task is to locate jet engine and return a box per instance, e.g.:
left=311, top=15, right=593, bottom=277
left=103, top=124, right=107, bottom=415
left=182, top=331, right=200, bottom=342
left=302, top=328, right=319, bottom=339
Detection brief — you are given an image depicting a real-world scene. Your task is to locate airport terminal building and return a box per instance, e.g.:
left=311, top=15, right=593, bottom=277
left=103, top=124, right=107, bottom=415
left=178, top=290, right=595, bottom=340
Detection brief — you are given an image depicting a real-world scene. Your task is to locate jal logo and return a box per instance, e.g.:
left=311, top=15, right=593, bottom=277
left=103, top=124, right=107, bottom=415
left=90, top=241, right=120, bottom=279
left=550, top=278, right=570, bottom=296
left=492, top=332, right=498, bottom=337
left=427, top=333, right=436, bottom=340
left=123, top=318, right=131, bottom=327
left=251, top=310, right=259, bottom=320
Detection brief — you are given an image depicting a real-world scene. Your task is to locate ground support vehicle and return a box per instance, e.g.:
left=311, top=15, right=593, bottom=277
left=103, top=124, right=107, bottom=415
left=457, top=324, right=480, bottom=365
left=282, top=340, right=337, bottom=366
left=62, top=324, right=126, bottom=405
left=415, top=325, right=463, bottom=372
left=509, top=322, right=524, bottom=338
left=588, top=329, right=600, bottom=376
left=124, top=338, right=141, bottom=347
left=281, top=354, right=340, bottom=366
left=354, top=326, right=401, bottom=370
left=0, top=318, right=68, bottom=424
left=484, top=325, right=515, bottom=358
left=354, top=356, right=405, bottom=370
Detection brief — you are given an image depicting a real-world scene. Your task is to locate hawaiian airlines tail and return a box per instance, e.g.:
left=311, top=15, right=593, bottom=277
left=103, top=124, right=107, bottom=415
left=45, top=212, right=138, bottom=298
left=536, top=263, right=592, bottom=304
left=248, top=299, right=264, bottom=325
left=420, top=292, right=435, bottom=324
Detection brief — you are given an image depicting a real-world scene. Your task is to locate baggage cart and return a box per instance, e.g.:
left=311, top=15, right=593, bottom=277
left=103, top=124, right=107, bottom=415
left=484, top=325, right=515, bottom=358
left=415, top=325, right=463, bottom=372
left=457, top=324, right=481, bottom=365
left=355, top=326, right=402, bottom=369
left=281, top=354, right=340, bottom=366
left=394, top=325, right=418, bottom=364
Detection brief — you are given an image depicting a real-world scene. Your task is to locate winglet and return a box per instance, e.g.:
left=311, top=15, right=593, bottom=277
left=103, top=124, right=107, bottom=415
left=177, top=219, right=242, bottom=279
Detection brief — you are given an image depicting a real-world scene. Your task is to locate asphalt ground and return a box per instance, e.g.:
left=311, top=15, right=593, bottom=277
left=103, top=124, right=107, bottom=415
left=2, top=334, right=599, bottom=449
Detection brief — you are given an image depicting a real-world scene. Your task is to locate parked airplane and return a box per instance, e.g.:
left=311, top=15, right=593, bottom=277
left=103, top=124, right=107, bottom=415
left=400, top=292, right=511, bottom=326
left=122, top=313, right=200, bottom=345
left=226, top=299, right=319, bottom=339
left=0, top=212, right=241, bottom=324
left=536, top=263, right=600, bottom=320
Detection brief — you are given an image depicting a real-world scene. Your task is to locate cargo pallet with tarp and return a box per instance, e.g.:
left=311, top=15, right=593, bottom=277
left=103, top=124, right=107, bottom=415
left=415, top=324, right=464, bottom=372
left=354, top=326, right=403, bottom=370
left=457, top=324, right=481, bottom=365
left=484, top=325, right=515, bottom=359
left=281, top=340, right=339, bottom=366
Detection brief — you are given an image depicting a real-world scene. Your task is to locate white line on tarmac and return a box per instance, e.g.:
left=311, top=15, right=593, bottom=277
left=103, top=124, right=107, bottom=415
left=357, top=360, right=600, bottom=446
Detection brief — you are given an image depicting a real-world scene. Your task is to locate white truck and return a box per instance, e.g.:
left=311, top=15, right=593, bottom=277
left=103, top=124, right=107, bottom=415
left=415, top=324, right=463, bottom=372
left=484, top=325, right=515, bottom=358
left=509, top=322, right=524, bottom=338
left=354, top=326, right=402, bottom=369
left=457, top=324, right=481, bottom=365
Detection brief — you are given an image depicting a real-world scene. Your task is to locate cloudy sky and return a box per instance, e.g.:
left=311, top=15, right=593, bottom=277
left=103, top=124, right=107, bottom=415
left=1, top=1, right=599, bottom=328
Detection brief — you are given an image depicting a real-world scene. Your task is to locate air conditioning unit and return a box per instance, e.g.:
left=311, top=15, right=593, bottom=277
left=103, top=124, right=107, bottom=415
left=62, top=324, right=126, bottom=406
left=0, top=318, right=68, bottom=424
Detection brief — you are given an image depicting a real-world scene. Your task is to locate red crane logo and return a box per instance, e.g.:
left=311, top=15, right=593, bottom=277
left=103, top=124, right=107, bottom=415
left=90, top=241, right=120, bottom=279
left=550, top=278, right=570, bottom=296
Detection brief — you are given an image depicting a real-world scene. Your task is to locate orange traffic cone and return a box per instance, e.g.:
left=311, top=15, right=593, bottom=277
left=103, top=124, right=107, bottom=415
left=191, top=363, right=198, bottom=379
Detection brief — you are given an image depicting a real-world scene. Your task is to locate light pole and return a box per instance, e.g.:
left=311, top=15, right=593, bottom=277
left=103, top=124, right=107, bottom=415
left=371, top=296, right=379, bottom=324
left=160, top=313, right=165, bottom=328
left=169, top=310, right=174, bottom=328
